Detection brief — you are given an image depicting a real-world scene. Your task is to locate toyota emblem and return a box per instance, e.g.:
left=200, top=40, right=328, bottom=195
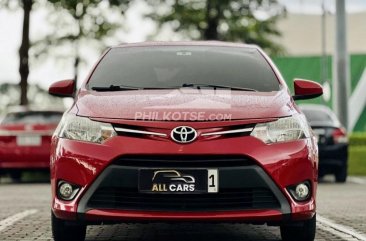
left=171, top=126, right=198, bottom=144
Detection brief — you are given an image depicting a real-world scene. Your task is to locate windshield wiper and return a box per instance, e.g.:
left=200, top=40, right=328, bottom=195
left=91, top=85, right=141, bottom=91
left=91, top=83, right=257, bottom=92
left=181, top=83, right=257, bottom=92
left=91, top=85, right=182, bottom=91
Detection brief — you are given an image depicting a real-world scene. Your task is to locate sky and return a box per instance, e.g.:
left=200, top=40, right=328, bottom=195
left=1, top=0, right=366, bottom=89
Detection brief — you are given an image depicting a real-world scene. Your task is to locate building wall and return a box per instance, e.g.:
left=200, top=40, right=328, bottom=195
left=273, top=54, right=366, bottom=132
left=276, top=12, right=366, bottom=55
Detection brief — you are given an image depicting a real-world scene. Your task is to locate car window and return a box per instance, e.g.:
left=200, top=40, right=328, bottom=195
left=87, top=46, right=280, bottom=92
left=2, top=112, right=63, bottom=125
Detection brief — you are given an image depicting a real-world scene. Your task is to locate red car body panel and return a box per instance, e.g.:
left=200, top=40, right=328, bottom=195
left=50, top=42, right=318, bottom=224
left=0, top=123, right=57, bottom=169
left=84, top=209, right=284, bottom=222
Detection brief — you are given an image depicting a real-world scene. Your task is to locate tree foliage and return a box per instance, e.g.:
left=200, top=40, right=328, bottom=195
left=147, top=0, right=286, bottom=55
left=33, top=0, right=130, bottom=82
left=0, top=0, right=36, bottom=106
left=0, top=83, right=65, bottom=115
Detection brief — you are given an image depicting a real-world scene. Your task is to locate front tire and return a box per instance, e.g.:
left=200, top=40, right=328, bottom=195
left=335, top=165, right=347, bottom=183
left=280, top=214, right=316, bottom=241
left=52, top=212, right=86, bottom=241
left=10, top=171, right=22, bottom=183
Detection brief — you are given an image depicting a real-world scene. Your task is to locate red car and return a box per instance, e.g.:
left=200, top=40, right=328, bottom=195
left=49, top=42, right=322, bottom=241
left=0, top=109, right=63, bottom=181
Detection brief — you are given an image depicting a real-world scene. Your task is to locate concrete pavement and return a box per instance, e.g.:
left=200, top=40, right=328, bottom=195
left=0, top=177, right=366, bottom=241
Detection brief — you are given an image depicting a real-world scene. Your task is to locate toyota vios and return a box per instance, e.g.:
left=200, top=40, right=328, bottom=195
left=49, top=42, right=322, bottom=241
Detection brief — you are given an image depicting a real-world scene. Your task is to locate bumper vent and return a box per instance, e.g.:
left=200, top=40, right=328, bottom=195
left=88, top=187, right=280, bottom=211
left=78, top=156, right=288, bottom=214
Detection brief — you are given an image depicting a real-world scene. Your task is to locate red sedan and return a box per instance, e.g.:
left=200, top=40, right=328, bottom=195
left=48, top=42, right=322, bottom=241
left=0, top=110, right=63, bottom=181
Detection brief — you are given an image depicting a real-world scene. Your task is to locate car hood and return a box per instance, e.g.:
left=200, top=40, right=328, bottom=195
left=76, top=88, right=296, bottom=121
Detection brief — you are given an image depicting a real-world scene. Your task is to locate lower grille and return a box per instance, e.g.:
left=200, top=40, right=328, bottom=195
left=87, top=187, right=280, bottom=211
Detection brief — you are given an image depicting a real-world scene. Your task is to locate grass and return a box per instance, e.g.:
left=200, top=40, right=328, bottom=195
left=22, top=171, right=50, bottom=182
left=349, top=146, right=366, bottom=176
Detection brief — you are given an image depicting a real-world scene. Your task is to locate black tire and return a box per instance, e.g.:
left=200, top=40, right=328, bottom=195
left=335, top=165, right=347, bottom=183
left=280, top=214, right=316, bottom=241
left=10, top=171, right=22, bottom=183
left=52, top=212, right=86, bottom=241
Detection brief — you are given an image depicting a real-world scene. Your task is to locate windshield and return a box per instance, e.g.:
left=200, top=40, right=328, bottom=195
left=87, top=46, right=280, bottom=92
left=2, top=111, right=63, bottom=125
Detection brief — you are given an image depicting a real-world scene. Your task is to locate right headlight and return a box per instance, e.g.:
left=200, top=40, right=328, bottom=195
left=250, top=115, right=310, bottom=144
left=55, top=113, right=117, bottom=144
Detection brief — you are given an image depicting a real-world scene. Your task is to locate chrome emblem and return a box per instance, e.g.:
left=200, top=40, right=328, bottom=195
left=171, top=126, right=197, bottom=144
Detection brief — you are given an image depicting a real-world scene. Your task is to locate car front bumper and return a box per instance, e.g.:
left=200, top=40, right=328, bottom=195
left=51, top=134, right=318, bottom=224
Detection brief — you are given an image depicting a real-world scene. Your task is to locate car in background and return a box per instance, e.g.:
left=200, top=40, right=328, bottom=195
left=0, top=109, right=63, bottom=181
left=300, top=104, right=348, bottom=183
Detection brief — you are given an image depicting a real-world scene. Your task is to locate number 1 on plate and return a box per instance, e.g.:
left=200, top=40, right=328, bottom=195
left=207, top=169, right=218, bottom=193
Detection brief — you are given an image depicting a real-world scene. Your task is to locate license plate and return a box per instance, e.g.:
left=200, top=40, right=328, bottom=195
left=139, top=169, right=218, bottom=194
left=16, top=135, right=42, bottom=146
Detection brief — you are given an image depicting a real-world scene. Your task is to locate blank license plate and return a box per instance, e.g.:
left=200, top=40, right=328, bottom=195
left=16, top=135, right=42, bottom=146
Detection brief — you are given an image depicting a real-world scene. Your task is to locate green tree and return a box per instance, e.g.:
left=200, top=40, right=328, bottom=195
left=146, top=0, right=286, bottom=55
left=0, top=83, right=65, bottom=115
left=1, top=0, right=34, bottom=106
left=33, top=0, right=130, bottom=84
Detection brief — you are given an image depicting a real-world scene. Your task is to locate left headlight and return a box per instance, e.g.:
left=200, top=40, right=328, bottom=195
left=55, top=113, right=117, bottom=144
left=250, top=114, right=310, bottom=144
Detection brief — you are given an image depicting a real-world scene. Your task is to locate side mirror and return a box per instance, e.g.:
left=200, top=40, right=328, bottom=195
left=49, top=79, right=75, bottom=97
left=293, top=79, right=323, bottom=100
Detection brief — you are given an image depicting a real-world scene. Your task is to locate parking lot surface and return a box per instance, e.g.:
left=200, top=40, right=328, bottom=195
left=0, top=177, right=366, bottom=241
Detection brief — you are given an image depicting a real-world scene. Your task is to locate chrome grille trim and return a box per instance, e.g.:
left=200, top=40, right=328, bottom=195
left=114, top=127, right=167, bottom=137
left=201, top=127, right=253, bottom=136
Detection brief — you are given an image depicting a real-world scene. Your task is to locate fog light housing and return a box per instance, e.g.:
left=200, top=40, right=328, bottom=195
left=287, top=181, right=311, bottom=202
left=57, top=181, right=80, bottom=201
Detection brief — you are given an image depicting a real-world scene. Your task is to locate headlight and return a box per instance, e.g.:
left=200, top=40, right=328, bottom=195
left=56, top=114, right=117, bottom=144
left=250, top=115, right=310, bottom=144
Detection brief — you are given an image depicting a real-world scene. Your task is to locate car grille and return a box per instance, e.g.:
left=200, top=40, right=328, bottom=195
left=87, top=187, right=280, bottom=211
left=82, top=156, right=284, bottom=212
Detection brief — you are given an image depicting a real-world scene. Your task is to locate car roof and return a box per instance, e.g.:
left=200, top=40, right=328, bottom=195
left=113, top=41, right=259, bottom=50
left=299, top=104, right=341, bottom=126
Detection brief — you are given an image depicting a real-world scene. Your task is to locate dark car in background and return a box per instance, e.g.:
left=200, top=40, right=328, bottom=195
left=300, top=104, right=348, bottom=183
left=0, top=109, right=63, bottom=181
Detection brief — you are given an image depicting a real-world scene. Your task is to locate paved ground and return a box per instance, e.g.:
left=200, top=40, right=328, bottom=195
left=0, top=176, right=366, bottom=241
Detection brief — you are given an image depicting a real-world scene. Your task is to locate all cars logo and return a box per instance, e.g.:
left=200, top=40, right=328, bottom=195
left=151, top=170, right=195, bottom=192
